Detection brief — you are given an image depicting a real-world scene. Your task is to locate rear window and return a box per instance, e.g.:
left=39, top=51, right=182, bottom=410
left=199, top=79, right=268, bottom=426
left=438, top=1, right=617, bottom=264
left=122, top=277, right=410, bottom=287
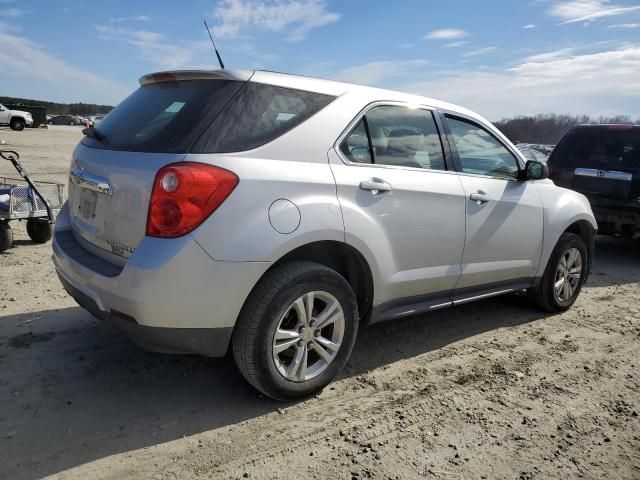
left=550, top=127, right=640, bottom=170
left=192, top=83, right=335, bottom=153
left=83, top=80, right=335, bottom=154
left=82, top=80, right=245, bottom=153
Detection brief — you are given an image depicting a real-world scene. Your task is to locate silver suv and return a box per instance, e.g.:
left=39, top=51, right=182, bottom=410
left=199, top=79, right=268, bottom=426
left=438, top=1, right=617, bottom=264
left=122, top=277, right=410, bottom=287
left=53, top=69, right=597, bottom=400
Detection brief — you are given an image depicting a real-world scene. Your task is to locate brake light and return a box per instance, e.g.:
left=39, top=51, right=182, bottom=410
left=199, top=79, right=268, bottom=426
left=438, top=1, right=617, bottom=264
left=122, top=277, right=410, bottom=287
left=146, top=162, right=238, bottom=238
left=152, top=72, right=177, bottom=83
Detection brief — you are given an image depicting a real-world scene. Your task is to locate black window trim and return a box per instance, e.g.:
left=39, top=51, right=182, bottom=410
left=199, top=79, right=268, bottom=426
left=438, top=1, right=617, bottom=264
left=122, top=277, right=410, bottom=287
left=438, top=110, right=526, bottom=182
left=334, top=101, right=456, bottom=173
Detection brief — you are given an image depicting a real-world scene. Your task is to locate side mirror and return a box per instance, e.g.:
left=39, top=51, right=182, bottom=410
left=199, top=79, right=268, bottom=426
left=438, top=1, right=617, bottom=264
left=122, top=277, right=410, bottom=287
left=521, top=160, right=549, bottom=181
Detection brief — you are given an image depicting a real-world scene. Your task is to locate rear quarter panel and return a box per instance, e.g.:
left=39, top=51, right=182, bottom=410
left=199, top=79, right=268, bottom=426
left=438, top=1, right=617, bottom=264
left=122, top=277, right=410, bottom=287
left=187, top=155, right=345, bottom=262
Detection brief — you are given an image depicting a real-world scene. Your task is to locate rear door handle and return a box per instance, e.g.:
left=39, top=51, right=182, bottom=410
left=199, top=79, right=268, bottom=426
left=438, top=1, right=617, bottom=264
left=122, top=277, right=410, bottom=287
left=469, top=191, right=491, bottom=204
left=359, top=178, right=392, bottom=194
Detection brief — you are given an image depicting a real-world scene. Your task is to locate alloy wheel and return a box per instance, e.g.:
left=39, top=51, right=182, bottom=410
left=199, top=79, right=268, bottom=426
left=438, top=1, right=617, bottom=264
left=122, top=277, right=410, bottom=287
left=554, top=247, right=582, bottom=302
left=272, top=291, right=345, bottom=382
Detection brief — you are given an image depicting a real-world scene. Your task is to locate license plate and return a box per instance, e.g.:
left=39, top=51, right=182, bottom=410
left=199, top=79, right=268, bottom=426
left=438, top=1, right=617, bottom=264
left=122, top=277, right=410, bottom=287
left=79, top=189, right=98, bottom=219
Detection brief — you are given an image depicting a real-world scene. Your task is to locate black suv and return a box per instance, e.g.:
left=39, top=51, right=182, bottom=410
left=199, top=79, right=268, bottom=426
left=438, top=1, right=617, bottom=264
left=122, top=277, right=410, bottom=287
left=549, top=124, right=640, bottom=238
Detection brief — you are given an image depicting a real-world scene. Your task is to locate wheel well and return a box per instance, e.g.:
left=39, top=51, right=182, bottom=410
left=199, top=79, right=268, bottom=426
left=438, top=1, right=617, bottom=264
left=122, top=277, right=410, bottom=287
left=271, top=241, right=374, bottom=323
left=565, top=220, right=593, bottom=247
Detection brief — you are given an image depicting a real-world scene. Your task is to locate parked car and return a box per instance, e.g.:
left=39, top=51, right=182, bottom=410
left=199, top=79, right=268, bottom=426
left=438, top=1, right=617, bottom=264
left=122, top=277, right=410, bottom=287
left=0, top=103, right=33, bottom=131
left=48, top=115, right=81, bottom=126
left=88, top=114, right=106, bottom=126
left=52, top=69, right=597, bottom=400
left=548, top=124, right=639, bottom=238
left=517, top=144, right=550, bottom=163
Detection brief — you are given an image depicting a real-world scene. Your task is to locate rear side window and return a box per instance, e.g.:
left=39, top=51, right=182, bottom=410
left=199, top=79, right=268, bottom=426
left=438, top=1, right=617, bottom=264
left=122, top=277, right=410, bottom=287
left=551, top=127, right=640, bottom=170
left=339, top=105, right=446, bottom=170
left=82, top=80, right=245, bottom=153
left=340, top=119, right=372, bottom=163
left=193, top=83, right=335, bottom=153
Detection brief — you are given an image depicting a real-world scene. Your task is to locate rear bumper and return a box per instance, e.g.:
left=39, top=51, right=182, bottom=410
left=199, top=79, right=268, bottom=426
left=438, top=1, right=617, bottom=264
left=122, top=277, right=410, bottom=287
left=58, top=273, right=233, bottom=356
left=52, top=205, right=270, bottom=357
left=592, top=206, right=640, bottom=225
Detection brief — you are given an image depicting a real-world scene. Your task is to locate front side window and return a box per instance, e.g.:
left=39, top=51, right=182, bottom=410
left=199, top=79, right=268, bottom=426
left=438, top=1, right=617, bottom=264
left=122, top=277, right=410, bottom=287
left=447, top=116, right=519, bottom=179
left=339, top=105, right=446, bottom=170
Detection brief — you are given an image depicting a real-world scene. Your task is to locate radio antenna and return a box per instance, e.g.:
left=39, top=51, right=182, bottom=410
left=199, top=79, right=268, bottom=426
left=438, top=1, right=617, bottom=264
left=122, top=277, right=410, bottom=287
left=203, top=20, right=225, bottom=69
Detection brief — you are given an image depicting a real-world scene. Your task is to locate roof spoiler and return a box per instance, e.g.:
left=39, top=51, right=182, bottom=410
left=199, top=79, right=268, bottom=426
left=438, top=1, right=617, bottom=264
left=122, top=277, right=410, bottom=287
left=138, top=69, right=254, bottom=86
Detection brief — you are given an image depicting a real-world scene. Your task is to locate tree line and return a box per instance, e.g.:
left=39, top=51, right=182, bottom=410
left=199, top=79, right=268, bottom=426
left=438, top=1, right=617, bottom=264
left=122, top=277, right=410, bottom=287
left=494, top=114, right=640, bottom=145
left=0, top=96, right=113, bottom=116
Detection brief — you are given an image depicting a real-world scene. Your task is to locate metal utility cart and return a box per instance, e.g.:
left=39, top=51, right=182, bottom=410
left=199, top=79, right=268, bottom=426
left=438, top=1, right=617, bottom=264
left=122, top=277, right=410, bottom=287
left=0, top=150, right=65, bottom=252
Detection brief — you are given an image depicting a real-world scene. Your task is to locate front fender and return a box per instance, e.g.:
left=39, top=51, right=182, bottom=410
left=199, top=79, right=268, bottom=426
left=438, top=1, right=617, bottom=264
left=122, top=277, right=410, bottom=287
left=536, top=183, right=597, bottom=278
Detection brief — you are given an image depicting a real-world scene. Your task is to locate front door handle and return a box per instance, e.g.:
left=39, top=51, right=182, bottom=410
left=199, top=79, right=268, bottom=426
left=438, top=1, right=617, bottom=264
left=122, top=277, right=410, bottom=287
left=469, top=191, right=491, bottom=204
left=360, top=178, right=392, bottom=194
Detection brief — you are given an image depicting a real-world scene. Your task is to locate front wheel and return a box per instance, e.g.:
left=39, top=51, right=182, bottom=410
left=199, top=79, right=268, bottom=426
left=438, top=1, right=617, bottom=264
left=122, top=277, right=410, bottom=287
left=26, top=220, right=52, bottom=244
left=10, top=118, right=25, bottom=131
left=233, top=261, right=359, bottom=401
left=528, top=232, right=587, bottom=312
left=0, top=222, right=14, bottom=252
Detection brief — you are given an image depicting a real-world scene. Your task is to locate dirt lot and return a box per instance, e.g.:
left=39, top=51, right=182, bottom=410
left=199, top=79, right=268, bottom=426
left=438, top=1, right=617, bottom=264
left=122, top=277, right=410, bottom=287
left=0, top=126, right=639, bottom=480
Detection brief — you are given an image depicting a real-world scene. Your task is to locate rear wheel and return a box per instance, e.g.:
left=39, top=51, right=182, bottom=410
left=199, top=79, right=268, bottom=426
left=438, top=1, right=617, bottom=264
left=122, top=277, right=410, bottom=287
left=26, top=220, right=52, bottom=244
left=233, top=261, right=359, bottom=401
left=528, top=232, right=587, bottom=312
left=68, top=120, right=75, bottom=126
left=0, top=222, right=14, bottom=252
left=9, top=118, right=25, bottom=131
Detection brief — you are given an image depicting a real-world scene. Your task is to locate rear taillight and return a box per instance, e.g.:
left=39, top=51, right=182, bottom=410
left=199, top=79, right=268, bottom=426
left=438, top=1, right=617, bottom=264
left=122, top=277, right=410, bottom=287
left=146, top=162, right=238, bottom=238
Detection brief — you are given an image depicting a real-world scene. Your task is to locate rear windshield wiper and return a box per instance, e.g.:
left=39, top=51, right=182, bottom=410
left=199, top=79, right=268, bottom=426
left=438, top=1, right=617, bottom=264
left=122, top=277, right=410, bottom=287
left=82, top=126, right=107, bottom=143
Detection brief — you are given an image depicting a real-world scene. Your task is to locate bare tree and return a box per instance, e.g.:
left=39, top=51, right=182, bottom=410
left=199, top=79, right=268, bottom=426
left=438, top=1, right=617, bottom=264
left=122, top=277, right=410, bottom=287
left=494, top=114, right=639, bottom=145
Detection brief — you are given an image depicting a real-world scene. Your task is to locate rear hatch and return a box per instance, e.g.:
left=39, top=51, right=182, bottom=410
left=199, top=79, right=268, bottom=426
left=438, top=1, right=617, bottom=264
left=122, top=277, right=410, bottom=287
left=549, top=125, right=640, bottom=206
left=68, top=71, right=251, bottom=265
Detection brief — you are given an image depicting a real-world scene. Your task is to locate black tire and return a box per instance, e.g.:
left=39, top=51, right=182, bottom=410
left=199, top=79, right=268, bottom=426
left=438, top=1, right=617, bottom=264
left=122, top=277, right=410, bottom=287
left=527, top=232, right=587, bottom=312
left=0, top=222, right=13, bottom=252
left=233, top=261, right=359, bottom=401
left=9, top=118, right=25, bottom=131
left=26, top=220, right=52, bottom=244
left=48, top=120, right=53, bottom=125
left=68, top=121, right=75, bottom=126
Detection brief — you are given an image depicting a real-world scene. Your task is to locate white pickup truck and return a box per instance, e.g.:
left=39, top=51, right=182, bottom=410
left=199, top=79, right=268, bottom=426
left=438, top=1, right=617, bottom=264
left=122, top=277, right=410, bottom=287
left=0, top=103, right=33, bottom=131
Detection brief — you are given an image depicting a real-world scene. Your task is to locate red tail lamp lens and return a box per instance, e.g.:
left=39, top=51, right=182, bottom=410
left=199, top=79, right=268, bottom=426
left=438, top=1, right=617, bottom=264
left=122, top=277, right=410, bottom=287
left=146, top=162, right=238, bottom=238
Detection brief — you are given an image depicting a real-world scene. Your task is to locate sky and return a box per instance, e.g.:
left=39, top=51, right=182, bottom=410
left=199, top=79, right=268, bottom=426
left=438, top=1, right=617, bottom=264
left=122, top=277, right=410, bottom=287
left=0, top=0, right=639, bottom=120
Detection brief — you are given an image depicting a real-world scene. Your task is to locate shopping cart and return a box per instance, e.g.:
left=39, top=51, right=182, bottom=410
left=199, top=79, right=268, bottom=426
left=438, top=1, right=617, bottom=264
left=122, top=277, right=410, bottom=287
left=0, top=150, right=65, bottom=252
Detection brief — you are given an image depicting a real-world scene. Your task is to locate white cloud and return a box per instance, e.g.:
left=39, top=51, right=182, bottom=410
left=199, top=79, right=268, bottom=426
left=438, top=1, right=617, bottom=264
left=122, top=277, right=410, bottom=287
left=443, top=41, right=469, bottom=48
left=549, top=0, right=640, bottom=24
left=399, top=44, right=640, bottom=119
left=523, top=24, right=537, bottom=29
left=523, top=47, right=576, bottom=62
left=399, top=43, right=415, bottom=49
left=329, top=60, right=430, bottom=86
left=95, top=25, right=209, bottom=69
left=0, top=28, right=130, bottom=104
left=463, top=46, right=498, bottom=58
left=608, top=22, right=640, bottom=28
left=0, top=7, right=30, bottom=17
left=212, top=0, right=340, bottom=42
left=425, top=28, right=468, bottom=40
left=0, top=19, right=19, bottom=32
left=109, top=15, right=151, bottom=23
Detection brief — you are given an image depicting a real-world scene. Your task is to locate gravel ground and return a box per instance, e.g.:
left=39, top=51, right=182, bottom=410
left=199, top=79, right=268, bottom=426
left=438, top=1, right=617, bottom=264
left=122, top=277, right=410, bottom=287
left=0, top=126, right=639, bottom=480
